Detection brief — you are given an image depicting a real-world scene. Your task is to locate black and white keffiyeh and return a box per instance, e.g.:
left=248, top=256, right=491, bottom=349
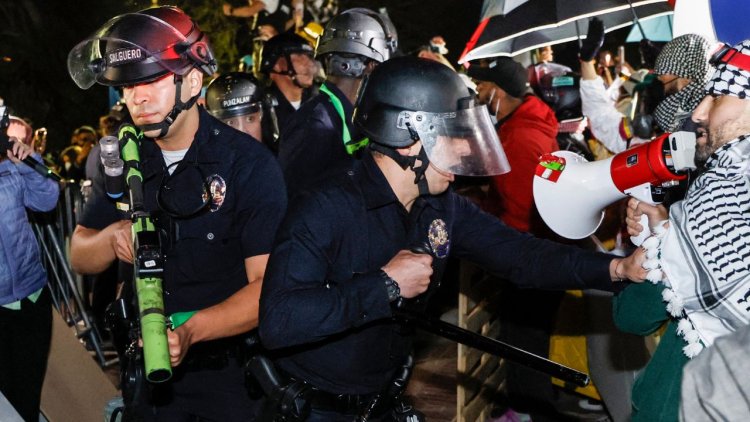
left=706, top=39, right=750, bottom=99
left=642, top=135, right=750, bottom=358
left=653, top=34, right=713, bottom=132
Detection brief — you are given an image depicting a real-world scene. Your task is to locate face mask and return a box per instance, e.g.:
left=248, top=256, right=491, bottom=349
left=653, top=81, right=705, bottom=132
left=487, top=89, right=499, bottom=126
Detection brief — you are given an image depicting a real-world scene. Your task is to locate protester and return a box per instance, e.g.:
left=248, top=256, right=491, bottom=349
left=617, top=37, right=750, bottom=422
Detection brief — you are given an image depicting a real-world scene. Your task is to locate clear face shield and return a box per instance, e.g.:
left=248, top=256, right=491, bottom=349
left=67, top=13, right=194, bottom=89
left=396, top=104, right=511, bottom=176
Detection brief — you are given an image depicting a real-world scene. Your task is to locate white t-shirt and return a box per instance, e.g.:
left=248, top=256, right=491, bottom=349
left=162, top=148, right=189, bottom=174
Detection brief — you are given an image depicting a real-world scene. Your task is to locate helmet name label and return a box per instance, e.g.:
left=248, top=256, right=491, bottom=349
left=222, top=95, right=251, bottom=108
left=108, top=48, right=144, bottom=66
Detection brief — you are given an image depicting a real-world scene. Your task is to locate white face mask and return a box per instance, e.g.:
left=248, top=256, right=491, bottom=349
left=487, top=88, right=499, bottom=126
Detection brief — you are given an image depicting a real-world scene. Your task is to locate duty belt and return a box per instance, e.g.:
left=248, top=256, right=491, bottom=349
left=307, top=388, right=380, bottom=416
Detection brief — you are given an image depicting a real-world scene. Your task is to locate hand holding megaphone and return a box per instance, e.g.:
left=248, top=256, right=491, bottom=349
left=626, top=199, right=669, bottom=246
left=533, top=132, right=696, bottom=240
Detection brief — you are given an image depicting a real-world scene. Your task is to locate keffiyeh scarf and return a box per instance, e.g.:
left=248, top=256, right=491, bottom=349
left=642, top=135, right=750, bottom=358
left=653, top=81, right=705, bottom=132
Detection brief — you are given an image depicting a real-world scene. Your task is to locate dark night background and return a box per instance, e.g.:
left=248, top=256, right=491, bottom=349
left=0, top=0, right=635, bottom=153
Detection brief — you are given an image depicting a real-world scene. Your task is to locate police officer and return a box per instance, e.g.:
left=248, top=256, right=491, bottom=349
left=67, top=6, right=287, bottom=421
left=205, top=72, right=267, bottom=144
left=258, top=57, right=648, bottom=421
left=259, top=31, right=317, bottom=132
left=278, top=8, right=397, bottom=199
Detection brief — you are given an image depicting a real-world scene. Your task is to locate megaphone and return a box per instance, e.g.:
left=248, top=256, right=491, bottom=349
left=533, top=132, right=696, bottom=240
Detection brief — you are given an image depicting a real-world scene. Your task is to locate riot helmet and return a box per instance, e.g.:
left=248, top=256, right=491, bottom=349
left=354, top=56, right=510, bottom=178
left=68, top=6, right=217, bottom=138
left=316, top=8, right=398, bottom=77
left=259, top=32, right=315, bottom=76
left=205, top=72, right=264, bottom=119
left=68, top=6, right=217, bottom=88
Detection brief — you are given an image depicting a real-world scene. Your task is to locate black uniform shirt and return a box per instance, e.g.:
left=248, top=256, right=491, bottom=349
left=268, top=83, right=314, bottom=132
left=278, top=83, right=361, bottom=199
left=259, top=152, right=614, bottom=394
left=79, top=108, right=287, bottom=314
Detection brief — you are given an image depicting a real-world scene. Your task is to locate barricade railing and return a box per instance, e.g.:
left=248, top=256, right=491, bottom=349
left=30, top=181, right=115, bottom=368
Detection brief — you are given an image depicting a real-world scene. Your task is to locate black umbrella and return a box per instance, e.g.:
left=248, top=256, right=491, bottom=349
left=459, top=0, right=673, bottom=62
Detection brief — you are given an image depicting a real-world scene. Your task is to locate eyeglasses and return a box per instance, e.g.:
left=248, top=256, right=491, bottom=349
left=709, top=43, right=750, bottom=71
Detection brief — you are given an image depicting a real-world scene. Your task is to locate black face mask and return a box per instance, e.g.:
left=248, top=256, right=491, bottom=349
left=156, top=160, right=212, bottom=219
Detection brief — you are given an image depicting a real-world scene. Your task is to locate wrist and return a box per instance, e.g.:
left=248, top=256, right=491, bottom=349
left=612, top=259, right=626, bottom=282
left=379, top=269, right=401, bottom=302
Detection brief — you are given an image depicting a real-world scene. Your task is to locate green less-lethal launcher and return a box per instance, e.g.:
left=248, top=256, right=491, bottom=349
left=121, top=124, right=172, bottom=383
left=133, top=217, right=172, bottom=383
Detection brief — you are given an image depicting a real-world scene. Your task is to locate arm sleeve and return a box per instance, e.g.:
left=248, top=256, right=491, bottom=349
left=451, top=195, right=615, bottom=291
left=258, top=193, right=393, bottom=350
left=236, top=150, right=288, bottom=258
left=77, top=162, right=120, bottom=230
left=19, top=154, right=59, bottom=212
left=580, top=77, right=630, bottom=154
left=612, top=282, right=669, bottom=335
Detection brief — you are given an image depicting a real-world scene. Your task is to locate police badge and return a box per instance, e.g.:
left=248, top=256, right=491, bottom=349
left=427, top=219, right=450, bottom=259
left=202, top=174, right=227, bottom=212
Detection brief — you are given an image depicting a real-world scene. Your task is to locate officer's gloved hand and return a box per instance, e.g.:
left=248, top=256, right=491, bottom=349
left=579, top=17, right=605, bottom=61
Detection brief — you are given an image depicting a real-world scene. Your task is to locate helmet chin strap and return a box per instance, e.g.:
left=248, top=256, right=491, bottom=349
left=369, top=124, right=432, bottom=196
left=138, top=74, right=200, bottom=138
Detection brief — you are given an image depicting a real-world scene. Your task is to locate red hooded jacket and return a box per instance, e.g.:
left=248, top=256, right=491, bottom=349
left=488, top=95, right=559, bottom=234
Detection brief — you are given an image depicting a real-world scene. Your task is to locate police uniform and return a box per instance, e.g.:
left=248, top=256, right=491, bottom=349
left=258, top=152, right=615, bottom=420
left=278, top=83, right=359, bottom=199
left=267, top=83, right=315, bottom=136
left=80, top=108, right=287, bottom=420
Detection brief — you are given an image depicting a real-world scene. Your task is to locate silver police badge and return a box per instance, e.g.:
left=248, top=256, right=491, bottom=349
left=202, top=174, right=227, bottom=212
left=427, top=219, right=450, bottom=259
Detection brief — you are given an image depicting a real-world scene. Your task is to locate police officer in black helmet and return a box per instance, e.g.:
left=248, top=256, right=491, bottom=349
left=259, top=32, right=317, bottom=133
left=258, top=56, right=648, bottom=421
left=278, top=8, right=398, bottom=199
left=68, top=6, right=287, bottom=421
left=205, top=72, right=269, bottom=145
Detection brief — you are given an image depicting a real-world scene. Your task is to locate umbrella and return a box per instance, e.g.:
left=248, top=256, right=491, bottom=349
left=626, top=14, right=672, bottom=42
left=459, top=0, right=673, bottom=63
left=481, top=0, right=530, bottom=19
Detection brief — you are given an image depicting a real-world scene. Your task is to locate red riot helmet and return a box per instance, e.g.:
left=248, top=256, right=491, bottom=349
left=67, top=7, right=217, bottom=138
left=68, top=6, right=217, bottom=88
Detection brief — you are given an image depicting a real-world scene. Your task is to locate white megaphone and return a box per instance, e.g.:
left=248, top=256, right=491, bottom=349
left=533, top=132, right=696, bottom=240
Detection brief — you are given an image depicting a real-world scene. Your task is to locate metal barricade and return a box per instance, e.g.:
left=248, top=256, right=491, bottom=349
left=30, top=181, right=115, bottom=368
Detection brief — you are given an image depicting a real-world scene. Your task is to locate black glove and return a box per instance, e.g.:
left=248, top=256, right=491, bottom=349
left=579, top=17, right=605, bottom=61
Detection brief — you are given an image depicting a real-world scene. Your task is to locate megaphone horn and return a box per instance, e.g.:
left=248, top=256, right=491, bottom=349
left=533, top=134, right=688, bottom=239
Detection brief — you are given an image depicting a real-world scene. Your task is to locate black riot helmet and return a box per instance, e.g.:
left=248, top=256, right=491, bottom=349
left=205, top=72, right=264, bottom=120
left=354, top=56, right=510, bottom=178
left=259, top=32, right=314, bottom=76
left=68, top=6, right=217, bottom=88
left=316, top=8, right=398, bottom=78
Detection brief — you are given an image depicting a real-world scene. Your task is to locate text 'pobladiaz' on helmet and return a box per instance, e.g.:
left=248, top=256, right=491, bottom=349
left=354, top=56, right=510, bottom=177
left=205, top=72, right=264, bottom=120
left=68, top=6, right=217, bottom=89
